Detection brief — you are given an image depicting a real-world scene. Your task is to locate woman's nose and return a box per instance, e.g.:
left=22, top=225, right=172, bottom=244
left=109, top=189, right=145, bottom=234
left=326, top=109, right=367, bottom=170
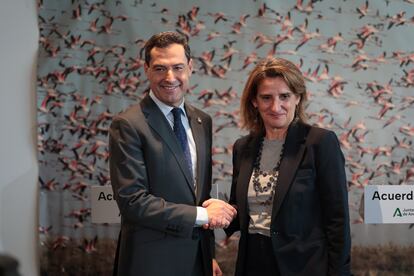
left=270, top=99, right=281, bottom=112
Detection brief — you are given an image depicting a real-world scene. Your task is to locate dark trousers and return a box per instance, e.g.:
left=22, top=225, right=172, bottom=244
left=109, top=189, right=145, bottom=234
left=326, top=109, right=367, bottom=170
left=245, top=233, right=280, bottom=276
left=192, top=241, right=204, bottom=276
left=192, top=228, right=205, bottom=276
left=114, top=229, right=205, bottom=276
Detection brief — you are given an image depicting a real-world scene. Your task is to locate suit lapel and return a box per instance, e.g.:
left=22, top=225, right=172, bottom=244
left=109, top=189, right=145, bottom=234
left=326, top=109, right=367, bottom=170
left=141, top=96, right=195, bottom=198
left=271, top=123, right=309, bottom=222
left=185, top=104, right=204, bottom=203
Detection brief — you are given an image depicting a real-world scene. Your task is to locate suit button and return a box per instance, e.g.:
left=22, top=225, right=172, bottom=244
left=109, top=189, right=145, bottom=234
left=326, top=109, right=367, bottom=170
left=271, top=231, right=279, bottom=236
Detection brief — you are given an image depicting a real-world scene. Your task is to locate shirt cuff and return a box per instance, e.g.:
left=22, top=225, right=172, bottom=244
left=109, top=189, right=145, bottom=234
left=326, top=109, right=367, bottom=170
left=195, top=207, right=209, bottom=226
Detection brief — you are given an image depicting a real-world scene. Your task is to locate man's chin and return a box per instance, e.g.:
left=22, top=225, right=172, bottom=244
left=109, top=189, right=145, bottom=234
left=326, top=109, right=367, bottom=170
left=166, top=95, right=184, bottom=106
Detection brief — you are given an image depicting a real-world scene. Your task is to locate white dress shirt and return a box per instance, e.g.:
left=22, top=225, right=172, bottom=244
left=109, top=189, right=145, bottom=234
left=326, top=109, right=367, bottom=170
left=149, top=91, right=208, bottom=226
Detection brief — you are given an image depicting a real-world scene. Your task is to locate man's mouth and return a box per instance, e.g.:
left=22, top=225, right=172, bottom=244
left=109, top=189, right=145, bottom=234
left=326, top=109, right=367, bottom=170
left=161, top=85, right=179, bottom=90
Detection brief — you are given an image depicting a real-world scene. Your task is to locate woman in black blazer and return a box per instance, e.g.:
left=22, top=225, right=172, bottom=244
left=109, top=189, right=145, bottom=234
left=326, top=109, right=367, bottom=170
left=225, top=57, right=351, bottom=276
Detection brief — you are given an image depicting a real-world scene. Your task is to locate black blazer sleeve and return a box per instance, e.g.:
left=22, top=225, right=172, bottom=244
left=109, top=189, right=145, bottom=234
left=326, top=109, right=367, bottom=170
left=225, top=138, right=242, bottom=236
left=315, top=130, right=351, bottom=275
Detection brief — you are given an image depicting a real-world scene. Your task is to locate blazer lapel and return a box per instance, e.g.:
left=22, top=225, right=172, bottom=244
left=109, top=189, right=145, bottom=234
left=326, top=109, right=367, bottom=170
left=141, top=96, right=195, bottom=197
left=237, top=134, right=262, bottom=229
left=271, top=123, right=309, bottom=222
left=185, top=104, right=204, bottom=203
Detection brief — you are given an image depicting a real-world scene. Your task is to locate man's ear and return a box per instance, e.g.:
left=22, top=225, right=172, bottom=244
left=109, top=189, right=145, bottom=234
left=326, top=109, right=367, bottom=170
left=144, top=63, right=149, bottom=75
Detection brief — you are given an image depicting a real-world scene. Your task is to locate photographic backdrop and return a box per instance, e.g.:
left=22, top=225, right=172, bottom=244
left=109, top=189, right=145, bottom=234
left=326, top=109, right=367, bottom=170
left=37, top=0, right=414, bottom=275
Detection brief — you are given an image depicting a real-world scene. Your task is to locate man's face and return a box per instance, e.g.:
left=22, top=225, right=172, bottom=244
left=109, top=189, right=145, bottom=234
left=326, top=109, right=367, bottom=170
left=144, top=43, right=193, bottom=107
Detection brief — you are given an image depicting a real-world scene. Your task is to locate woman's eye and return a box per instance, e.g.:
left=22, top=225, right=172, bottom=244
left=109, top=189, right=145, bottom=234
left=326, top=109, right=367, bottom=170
left=280, top=93, right=291, bottom=100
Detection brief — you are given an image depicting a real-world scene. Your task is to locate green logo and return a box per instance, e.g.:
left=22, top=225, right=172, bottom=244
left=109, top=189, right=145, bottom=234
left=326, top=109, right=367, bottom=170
left=393, top=208, right=402, bottom=217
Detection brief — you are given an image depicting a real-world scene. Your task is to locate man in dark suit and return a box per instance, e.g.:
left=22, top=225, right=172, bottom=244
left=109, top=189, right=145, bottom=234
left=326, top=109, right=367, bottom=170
left=109, top=32, right=236, bottom=276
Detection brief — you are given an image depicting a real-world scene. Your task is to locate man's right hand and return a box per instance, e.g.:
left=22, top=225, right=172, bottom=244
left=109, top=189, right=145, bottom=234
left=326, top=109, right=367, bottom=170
left=202, top=199, right=237, bottom=229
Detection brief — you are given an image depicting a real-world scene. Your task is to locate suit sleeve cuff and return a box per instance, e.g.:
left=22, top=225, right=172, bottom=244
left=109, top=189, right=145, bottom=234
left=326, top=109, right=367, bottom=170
left=195, top=207, right=209, bottom=226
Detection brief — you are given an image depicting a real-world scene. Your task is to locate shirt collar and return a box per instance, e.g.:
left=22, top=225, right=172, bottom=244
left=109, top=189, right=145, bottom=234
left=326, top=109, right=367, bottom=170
left=149, top=90, right=187, bottom=117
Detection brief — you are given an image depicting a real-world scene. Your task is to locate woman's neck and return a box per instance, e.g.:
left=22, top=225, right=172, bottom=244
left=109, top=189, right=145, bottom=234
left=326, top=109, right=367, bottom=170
left=265, top=127, right=287, bottom=140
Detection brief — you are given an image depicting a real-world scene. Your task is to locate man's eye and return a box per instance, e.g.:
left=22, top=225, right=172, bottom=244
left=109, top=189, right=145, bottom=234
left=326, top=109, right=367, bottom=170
left=174, top=66, right=184, bottom=71
left=154, top=67, right=165, bottom=72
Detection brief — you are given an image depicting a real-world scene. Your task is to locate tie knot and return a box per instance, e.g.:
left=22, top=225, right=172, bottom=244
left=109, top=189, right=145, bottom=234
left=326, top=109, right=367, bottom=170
left=171, top=108, right=182, bottom=121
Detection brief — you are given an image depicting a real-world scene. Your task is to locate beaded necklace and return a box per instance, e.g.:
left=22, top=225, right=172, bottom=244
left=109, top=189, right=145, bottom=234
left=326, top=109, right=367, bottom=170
left=251, top=136, right=285, bottom=205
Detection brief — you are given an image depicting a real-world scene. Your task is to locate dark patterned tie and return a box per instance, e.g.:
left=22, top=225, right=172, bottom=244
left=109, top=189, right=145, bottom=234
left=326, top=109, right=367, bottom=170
left=171, top=108, right=193, bottom=179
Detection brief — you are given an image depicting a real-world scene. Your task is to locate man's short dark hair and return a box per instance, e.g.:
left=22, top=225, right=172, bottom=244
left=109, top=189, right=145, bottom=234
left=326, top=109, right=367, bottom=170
left=144, top=31, right=191, bottom=65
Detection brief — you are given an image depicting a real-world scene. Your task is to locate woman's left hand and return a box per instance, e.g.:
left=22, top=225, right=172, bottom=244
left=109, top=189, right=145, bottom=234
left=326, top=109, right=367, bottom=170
left=212, top=258, right=223, bottom=276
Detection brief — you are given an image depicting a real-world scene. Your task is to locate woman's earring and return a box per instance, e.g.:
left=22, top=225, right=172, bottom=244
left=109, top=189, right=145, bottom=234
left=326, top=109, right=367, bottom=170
left=293, top=106, right=299, bottom=123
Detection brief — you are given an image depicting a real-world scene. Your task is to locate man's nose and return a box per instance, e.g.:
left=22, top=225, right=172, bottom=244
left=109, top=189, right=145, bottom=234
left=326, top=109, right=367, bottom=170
left=164, top=69, right=176, bottom=81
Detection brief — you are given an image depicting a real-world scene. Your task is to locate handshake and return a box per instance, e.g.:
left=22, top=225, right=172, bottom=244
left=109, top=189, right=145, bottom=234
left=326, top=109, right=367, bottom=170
left=201, top=199, right=237, bottom=229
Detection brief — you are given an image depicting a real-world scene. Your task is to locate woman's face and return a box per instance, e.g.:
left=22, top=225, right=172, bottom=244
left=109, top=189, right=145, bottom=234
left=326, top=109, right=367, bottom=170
left=252, top=77, right=300, bottom=134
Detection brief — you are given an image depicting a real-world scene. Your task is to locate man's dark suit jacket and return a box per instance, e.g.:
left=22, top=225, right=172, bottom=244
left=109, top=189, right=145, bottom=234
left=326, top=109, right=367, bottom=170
left=109, top=95, right=214, bottom=276
left=226, top=122, right=351, bottom=276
